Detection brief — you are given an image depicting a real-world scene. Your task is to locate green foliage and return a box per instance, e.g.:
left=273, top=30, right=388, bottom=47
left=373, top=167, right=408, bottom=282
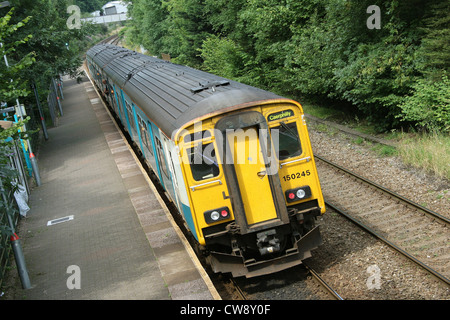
left=126, top=0, right=170, bottom=57
left=398, top=74, right=450, bottom=132
left=199, top=35, right=244, bottom=80
left=1, top=0, right=108, bottom=113
left=128, top=0, right=212, bottom=67
left=72, top=0, right=106, bottom=13
left=0, top=8, right=35, bottom=102
left=126, top=0, right=449, bottom=132
left=416, top=0, right=450, bottom=79
left=0, top=8, right=31, bottom=241
left=0, top=117, right=30, bottom=184
left=0, top=117, right=30, bottom=239
left=398, top=130, right=450, bottom=179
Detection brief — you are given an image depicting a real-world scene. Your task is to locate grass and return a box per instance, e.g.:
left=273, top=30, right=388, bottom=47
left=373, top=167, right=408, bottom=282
left=301, top=102, right=347, bottom=120
left=372, top=144, right=398, bottom=157
left=303, top=102, right=450, bottom=180
left=397, top=131, right=450, bottom=180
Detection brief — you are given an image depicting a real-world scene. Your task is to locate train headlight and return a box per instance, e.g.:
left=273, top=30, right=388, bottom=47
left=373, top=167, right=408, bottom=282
left=285, top=186, right=312, bottom=203
left=296, top=189, right=306, bottom=199
left=210, top=211, right=220, bottom=221
left=204, top=207, right=230, bottom=224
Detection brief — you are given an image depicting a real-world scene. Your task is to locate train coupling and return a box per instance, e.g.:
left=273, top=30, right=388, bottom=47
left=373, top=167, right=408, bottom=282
left=256, top=229, right=281, bottom=255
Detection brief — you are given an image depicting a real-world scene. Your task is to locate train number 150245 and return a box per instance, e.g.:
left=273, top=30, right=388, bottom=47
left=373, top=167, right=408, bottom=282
left=282, top=170, right=311, bottom=181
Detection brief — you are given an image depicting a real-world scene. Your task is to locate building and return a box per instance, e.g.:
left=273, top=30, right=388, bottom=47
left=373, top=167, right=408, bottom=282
left=83, top=1, right=130, bottom=24
left=102, top=1, right=129, bottom=15
left=90, top=1, right=129, bottom=17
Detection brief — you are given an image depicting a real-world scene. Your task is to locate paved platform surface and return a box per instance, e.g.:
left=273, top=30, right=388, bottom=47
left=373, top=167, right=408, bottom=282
left=14, top=74, right=219, bottom=300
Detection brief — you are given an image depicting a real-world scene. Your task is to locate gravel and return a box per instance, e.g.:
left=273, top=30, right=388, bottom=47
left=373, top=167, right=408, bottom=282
left=308, top=122, right=449, bottom=218
left=304, top=121, right=450, bottom=300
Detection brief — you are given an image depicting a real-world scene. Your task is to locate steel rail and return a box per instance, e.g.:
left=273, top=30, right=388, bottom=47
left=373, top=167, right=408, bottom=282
left=325, top=200, right=450, bottom=286
left=314, top=155, right=449, bottom=285
left=315, top=155, right=450, bottom=226
left=230, top=277, right=247, bottom=300
left=304, top=264, right=344, bottom=300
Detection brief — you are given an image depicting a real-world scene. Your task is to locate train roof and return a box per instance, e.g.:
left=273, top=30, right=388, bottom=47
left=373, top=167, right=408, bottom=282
left=86, top=44, right=284, bottom=137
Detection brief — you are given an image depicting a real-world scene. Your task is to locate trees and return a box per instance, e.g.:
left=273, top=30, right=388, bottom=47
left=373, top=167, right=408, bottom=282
left=126, top=0, right=449, bottom=132
left=397, top=0, right=450, bottom=132
left=126, top=0, right=170, bottom=57
left=6, top=0, right=85, bottom=86
left=0, top=8, right=35, bottom=103
left=1, top=0, right=103, bottom=113
left=127, top=0, right=212, bottom=67
left=72, top=0, right=105, bottom=13
left=0, top=8, right=33, bottom=248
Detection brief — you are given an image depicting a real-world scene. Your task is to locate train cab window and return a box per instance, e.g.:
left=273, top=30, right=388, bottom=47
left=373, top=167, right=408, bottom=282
left=184, top=130, right=211, bottom=143
left=271, top=122, right=302, bottom=160
left=188, top=143, right=220, bottom=181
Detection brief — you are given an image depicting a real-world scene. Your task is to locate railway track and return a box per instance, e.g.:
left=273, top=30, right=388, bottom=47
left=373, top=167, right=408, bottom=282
left=99, top=34, right=120, bottom=45
left=304, top=264, right=344, bottom=300
left=224, top=263, right=343, bottom=300
left=315, top=155, right=450, bottom=286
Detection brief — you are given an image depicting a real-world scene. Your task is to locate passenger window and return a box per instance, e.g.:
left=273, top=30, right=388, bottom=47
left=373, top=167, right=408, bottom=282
left=125, top=101, right=136, bottom=132
left=188, top=143, right=220, bottom=181
left=156, top=138, right=169, bottom=178
left=271, top=122, right=302, bottom=160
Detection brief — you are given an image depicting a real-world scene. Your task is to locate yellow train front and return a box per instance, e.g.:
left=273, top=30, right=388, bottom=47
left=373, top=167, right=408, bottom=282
left=175, top=101, right=325, bottom=278
left=86, top=44, right=325, bottom=278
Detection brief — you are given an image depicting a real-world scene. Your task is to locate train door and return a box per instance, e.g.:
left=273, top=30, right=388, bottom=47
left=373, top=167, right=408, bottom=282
left=154, top=136, right=167, bottom=190
left=117, top=90, right=127, bottom=127
left=111, top=84, right=121, bottom=117
left=227, top=127, right=277, bottom=225
left=215, top=111, right=289, bottom=234
left=123, top=100, right=135, bottom=139
left=180, top=134, right=231, bottom=242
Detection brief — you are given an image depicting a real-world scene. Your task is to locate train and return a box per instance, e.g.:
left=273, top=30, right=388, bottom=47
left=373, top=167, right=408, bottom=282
left=86, top=44, right=325, bottom=278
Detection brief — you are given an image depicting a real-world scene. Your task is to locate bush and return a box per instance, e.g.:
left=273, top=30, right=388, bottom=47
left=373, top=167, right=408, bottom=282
left=398, top=74, right=450, bottom=132
left=199, top=35, right=244, bottom=80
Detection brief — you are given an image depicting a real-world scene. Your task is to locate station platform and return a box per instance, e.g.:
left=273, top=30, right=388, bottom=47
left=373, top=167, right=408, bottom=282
left=11, top=74, right=220, bottom=300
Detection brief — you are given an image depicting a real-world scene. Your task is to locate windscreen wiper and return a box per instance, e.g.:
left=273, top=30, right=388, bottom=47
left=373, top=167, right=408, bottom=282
left=280, top=121, right=299, bottom=140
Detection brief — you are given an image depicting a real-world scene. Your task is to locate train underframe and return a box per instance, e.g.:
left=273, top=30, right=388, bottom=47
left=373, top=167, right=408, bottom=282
left=202, top=201, right=322, bottom=278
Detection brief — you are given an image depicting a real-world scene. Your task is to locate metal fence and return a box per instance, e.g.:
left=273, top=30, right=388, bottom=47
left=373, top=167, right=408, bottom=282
left=0, top=76, right=64, bottom=291
left=0, top=140, right=28, bottom=290
left=81, top=13, right=131, bottom=24
left=47, top=77, right=64, bottom=127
